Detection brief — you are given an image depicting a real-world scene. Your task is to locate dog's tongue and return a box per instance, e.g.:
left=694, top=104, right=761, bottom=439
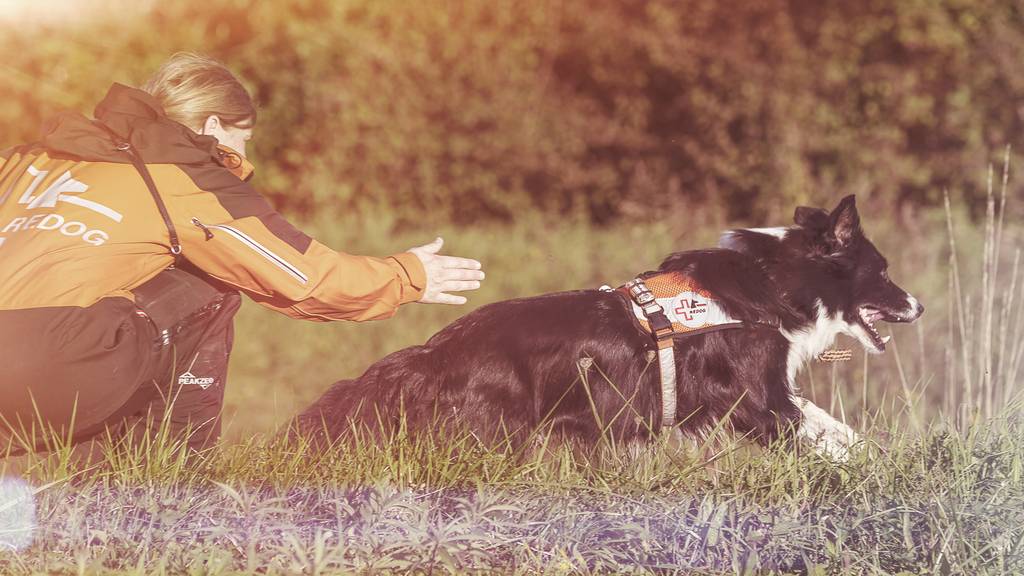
left=861, top=307, right=884, bottom=323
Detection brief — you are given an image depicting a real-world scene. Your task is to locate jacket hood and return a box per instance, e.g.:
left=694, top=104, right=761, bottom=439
left=39, top=83, right=252, bottom=178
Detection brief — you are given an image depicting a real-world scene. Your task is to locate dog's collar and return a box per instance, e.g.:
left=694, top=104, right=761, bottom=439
left=613, top=273, right=746, bottom=429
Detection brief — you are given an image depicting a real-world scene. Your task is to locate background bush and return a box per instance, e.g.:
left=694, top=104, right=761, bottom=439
left=1, top=0, right=1021, bottom=224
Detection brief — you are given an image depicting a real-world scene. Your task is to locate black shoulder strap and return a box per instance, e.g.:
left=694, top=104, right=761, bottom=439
left=91, top=120, right=182, bottom=262
left=118, top=142, right=183, bottom=261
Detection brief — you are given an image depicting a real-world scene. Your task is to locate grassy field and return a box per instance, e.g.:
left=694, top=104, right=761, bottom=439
left=2, top=196, right=1023, bottom=574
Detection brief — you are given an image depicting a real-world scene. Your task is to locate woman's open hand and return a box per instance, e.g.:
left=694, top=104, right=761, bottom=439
left=407, top=237, right=484, bottom=305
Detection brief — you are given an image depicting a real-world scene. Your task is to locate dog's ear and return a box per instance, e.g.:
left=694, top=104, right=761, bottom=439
left=793, top=206, right=829, bottom=230
left=827, top=194, right=860, bottom=247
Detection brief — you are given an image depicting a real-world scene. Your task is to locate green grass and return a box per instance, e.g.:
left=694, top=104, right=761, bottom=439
left=1, top=407, right=1022, bottom=574
left=2, top=196, right=1023, bottom=574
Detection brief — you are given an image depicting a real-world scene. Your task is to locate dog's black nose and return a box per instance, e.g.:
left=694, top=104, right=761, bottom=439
left=904, top=295, right=924, bottom=321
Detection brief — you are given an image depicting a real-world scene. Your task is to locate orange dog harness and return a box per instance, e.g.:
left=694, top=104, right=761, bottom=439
left=614, top=272, right=746, bottom=429
left=618, top=272, right=744, bottom=336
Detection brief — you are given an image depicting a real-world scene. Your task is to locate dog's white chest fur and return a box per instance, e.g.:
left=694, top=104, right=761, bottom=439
left=780, top=299, right=847, bottom=391
left=780, top=299, right=862, bottom=460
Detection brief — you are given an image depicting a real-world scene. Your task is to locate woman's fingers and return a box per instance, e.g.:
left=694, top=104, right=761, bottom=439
left=439, top=255, right=482, bottom=270
left=440, top=268, right=485, bottom=281
left=432, top=292, right=468, bottom=305
left=408, top=237, right=483, bottom=305
left=442, top=280, right=481, bottom=292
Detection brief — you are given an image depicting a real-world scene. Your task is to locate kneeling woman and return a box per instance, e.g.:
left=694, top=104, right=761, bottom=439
left=0, top=53, right=484, bottom=454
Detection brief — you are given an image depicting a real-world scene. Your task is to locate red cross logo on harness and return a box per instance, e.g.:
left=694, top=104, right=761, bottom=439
left=674, top=297, right=707, bottom=322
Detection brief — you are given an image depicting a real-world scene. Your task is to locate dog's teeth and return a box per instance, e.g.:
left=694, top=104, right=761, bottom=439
left=881, top=335, right=891, bottom=344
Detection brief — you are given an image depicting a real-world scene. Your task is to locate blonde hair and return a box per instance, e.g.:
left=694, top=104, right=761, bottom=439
left=142, top=53, right=256, bottom=132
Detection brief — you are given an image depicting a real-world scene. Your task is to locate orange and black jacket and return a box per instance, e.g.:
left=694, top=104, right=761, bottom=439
left=0, top=83, right=426, bottom=320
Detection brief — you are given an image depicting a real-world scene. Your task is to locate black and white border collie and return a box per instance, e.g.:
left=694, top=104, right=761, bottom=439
left=292, top=196, right=923, bottom=459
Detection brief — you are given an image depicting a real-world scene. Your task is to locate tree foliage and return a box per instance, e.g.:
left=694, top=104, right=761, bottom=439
left=0, top=0, right=1020, bottom=223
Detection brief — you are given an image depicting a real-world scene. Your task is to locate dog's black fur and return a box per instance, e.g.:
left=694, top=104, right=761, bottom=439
left=291, top=196, right=922, bottom=450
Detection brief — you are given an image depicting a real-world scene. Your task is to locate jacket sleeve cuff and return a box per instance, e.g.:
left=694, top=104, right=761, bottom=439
left=387, top=252, right=427, bottom=304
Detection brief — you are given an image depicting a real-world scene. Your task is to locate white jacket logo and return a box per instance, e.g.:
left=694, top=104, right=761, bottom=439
left=9, top=165, right=123, bottom=221
left=0, top=165, right=121, bottom=248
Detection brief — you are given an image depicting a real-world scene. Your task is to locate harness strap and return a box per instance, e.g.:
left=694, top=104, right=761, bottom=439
left=624, top=278, right=679, bottom=428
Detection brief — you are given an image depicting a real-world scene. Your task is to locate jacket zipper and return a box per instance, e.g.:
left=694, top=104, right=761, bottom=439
left=191, top=217, right=215, bottom=240
left=191, top=217, right=308, bottom=285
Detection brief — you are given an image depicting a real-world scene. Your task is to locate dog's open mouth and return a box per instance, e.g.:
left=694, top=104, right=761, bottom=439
left=857, top=306, right=893, bottom=351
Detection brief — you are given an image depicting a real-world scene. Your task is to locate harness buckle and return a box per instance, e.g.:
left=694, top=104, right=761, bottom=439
left=625, top=279, right=656, bottom=302
left=640, top=300, right=663, bottom=315
left=625, top=277, right=674, bottom=340
left=647, top=311, right=674, bottom=338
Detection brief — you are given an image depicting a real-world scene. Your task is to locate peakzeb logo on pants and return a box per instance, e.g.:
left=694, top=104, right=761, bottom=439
left=177, top=371, right=216, bottom=389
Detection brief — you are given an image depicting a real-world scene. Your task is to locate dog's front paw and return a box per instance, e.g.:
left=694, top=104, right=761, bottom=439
left=814, top=419, right=861, bottom=461
left=795, top=397, right=862, bottom=461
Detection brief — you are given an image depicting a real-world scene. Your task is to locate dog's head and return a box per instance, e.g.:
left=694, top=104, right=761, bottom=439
left=722, top=195, right=924, bottom=353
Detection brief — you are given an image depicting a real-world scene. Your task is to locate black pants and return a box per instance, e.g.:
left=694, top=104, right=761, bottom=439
left=0, top=270, right=240, bottom=455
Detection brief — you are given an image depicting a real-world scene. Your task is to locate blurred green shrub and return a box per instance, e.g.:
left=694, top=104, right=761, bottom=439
left=0, top=0, right=1019, bottom=224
